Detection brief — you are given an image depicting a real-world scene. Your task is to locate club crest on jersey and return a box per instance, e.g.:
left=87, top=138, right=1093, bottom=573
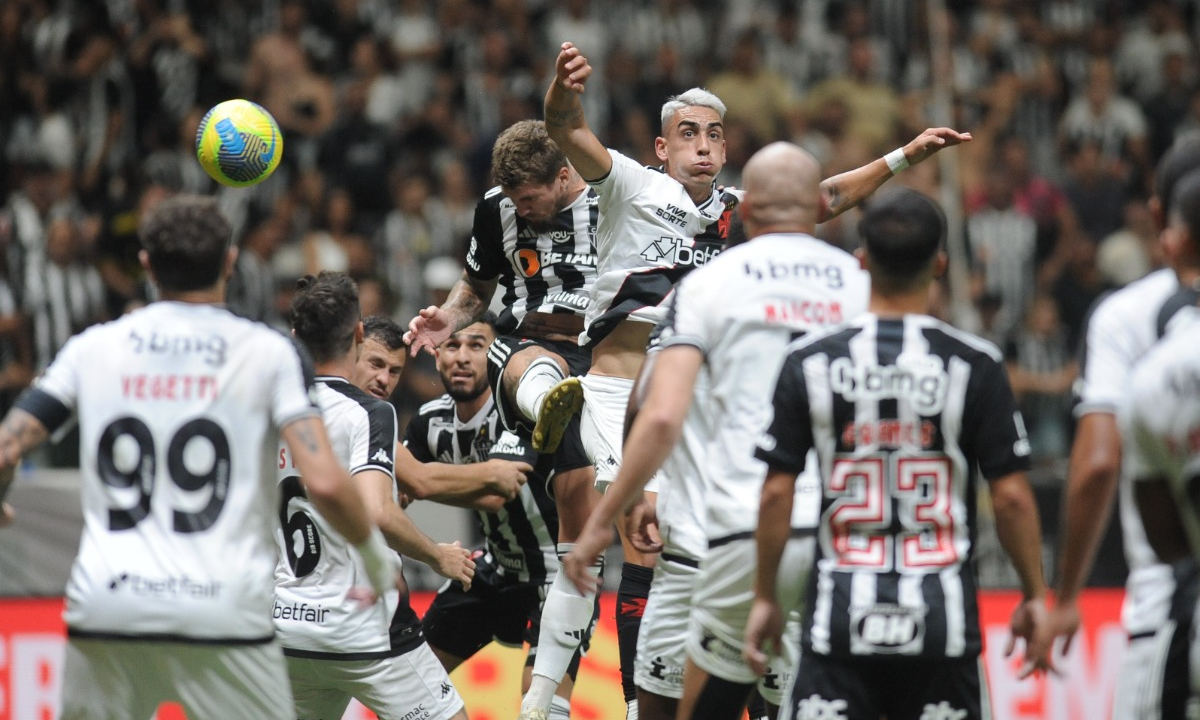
left=850, top=603, right=926, bottom=653
left=639, top=237, right=720, bottom=267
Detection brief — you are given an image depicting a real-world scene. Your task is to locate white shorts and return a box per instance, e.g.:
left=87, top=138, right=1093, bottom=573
left=60, top=638, right=292, bottom=720
left=686, top=536, right=813, bottom=704
left=287, top=643, right=465, bottom=720
left=634, top=554, right=700, bottom=699
left=580, top=374, right=663, bottom=492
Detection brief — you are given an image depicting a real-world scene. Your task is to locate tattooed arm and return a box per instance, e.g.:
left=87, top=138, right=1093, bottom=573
left=544, top=42, right=612, bottom=181
left=0, top=409, right=49, bottom=526
left=818, top=127, right=973, bottom=221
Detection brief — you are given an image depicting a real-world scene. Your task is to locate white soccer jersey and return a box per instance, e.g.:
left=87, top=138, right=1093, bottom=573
left=273, top=376, right=417, bottom=658
left=1128, top=314, right=1200, bottom=558
left=1076, top=267, right=1178, bottom=635
left=21, top=302, right=319, bottom=642
left=582, top=149, right=739, bottom=346
left=663, top=233, right=870, bottom=544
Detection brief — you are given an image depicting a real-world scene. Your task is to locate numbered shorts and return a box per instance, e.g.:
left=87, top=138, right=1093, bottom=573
left=422, top=559, right=598, bottom=678
left=286, top=642, right=465, bottom=720
left=486, top=335, right=591, bottom=473
left=634, top=553, right=701, bottom=699
left=686, top=535, right=812, bottom=704
left=782, top=653, right=988, bottom=720
left=60, top=636, right=292, bottom=720
left=579, top=374, right=664, bottom=492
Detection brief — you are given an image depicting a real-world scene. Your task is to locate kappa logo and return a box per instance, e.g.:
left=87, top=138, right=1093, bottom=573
left=794, top=695, right=849, bottom=720
left=919, top=702, right=968, bottom=720
left=371, top=447, right=393, bottom=466
left=440, top=682, right=453, bottom=698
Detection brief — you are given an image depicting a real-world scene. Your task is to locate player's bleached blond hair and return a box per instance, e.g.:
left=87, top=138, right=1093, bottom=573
left=660, top=88, right=727, bottom=134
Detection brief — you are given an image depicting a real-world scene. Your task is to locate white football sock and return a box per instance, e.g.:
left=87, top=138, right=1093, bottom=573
left=516, top=357, right=567, bottom=423
left=549, top=695, right=572, bottom=720
left=521, top=544, right=603, bottom=714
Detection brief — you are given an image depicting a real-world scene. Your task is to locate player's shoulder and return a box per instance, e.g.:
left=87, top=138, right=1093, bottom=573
left=1090, top=268, right=1178, bottom=327
left=477, top=185, right=507, bottom=214
left=913, top=314, right=1005, bottom=364
left=318, top=377, right=393, bottom=414
left=415, top=394, right=455, bottom=419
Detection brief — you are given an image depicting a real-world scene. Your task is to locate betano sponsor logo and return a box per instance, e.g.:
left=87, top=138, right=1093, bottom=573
left=511, top=249, right=597, bottom=277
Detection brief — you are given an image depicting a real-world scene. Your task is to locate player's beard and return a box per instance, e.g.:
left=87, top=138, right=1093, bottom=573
left=447, top=379, right=487, bottom=403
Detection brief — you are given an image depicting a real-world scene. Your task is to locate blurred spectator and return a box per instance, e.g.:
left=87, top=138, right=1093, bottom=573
left=805, top=36, right=901, bottom=155
left=1051, top=238, right=1114, bottom=350
left=1059, top=57, right=1151, bottom=187
left=621, top=0, right=707, bottom=81
left=1062, top=138, right=1128, bottom=245
left=378, top=174, right=455, bottom=322
left=1005, top=294, right=1077, bottom=463
left=318, top=78, right=398, bottom=226
left=1142, top=38, right=1195, bottom=163
left=706, top=29, right=797, bottom=143
left=25, top=208, right=105, bottom=373
left=1096, top=195, right=1159, bottom=287
left=760, top=3, right=841, bottom=96
left=1114, top=1, right=1190, bottom=105
left=228, top=210, right=288, bottom=329
left=968, top=166, right=1038, bottom=341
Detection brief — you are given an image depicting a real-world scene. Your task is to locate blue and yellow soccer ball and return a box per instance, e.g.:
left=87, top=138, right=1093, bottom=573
left=195, top=99, right=283, bottom=187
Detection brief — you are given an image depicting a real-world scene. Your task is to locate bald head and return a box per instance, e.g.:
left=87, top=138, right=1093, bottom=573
left=739, top=142, right=822, bottom=237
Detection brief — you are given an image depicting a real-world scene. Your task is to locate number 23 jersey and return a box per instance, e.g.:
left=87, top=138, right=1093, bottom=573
left=21, top=302, right=320, bottom=642
left=757, top=314, right=1032, bottom=658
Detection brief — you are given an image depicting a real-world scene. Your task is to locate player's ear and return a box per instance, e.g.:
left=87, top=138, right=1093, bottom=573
left=354, top=320, right=364, bottom=346
left=655, top=136, right=668, bottom=164
left=222, top=246, right=239, bottom=281
left=933, top=252, right=948, bottom=279
left=1150, top=195, right=1165, bottom=232
left=854, top=247, right=868, bottom=270
left=138, top=249, right=155, bottom=283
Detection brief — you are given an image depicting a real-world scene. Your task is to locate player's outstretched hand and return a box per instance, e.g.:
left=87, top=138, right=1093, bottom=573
left=1045, top=598, right=1081, bottom=655
left=482, top=459, right=531, bottom=500
left=435, top=541, right=476, bottom=591
left=562, top=522, right=612, bottom=595
left=1006, top=596, right=1056, bottom=679
left=554, top=42, right=592, bottom=94
left=624, top=496, right=663, bottom=554
left=0, top=502, right=13, bottom=527
left=902, top=127, right=973, bottom=168
left=404, top=306, right=454, bottom=358
left=743, top=596, right=783, bottom=677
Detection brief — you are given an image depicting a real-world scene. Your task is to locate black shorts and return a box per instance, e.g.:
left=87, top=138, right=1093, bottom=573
left=1161, top=558, right=1199, bottom=720
left=485, top=335, right=591, bottom=474
left=421, top=556, right=599, bottom=678
left=787, top=652, right=987, bottom=720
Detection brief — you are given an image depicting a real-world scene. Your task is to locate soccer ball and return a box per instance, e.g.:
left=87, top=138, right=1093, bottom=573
left=195, top=99, right=283, bottom=187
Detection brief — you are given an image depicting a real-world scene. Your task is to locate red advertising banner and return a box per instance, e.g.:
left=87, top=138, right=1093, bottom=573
left=0, top=590, right=1125, bottom=720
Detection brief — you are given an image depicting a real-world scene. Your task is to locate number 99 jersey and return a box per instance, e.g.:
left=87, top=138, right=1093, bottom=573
left=18, top=303, right=320, bottom=643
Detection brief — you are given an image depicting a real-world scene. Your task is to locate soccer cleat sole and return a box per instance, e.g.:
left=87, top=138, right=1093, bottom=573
left=532, top=377, right=583, bottom=454
left=516, top=708, right=550, bottom=720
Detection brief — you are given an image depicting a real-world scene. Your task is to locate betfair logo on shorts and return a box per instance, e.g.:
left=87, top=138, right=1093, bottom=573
left=107, top=572, right=222, bottom=599
left=919, top=702, right=968, bottom=720
left=640, top=237, right=720, bottom=267
left=794, top=695, right=849, bottom=720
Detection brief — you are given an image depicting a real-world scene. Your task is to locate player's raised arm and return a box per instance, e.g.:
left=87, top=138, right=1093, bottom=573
left=544, top=42, right=612, bottom=182
left=404, top=272, right=498, bottom=358
left=0, top=407, right=49, bottom=526
left=819, top=127, right=972, bottom=220
left=281, top=415, right=395, bottom=596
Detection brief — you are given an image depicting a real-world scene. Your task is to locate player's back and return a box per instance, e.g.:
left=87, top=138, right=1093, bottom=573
left=784, top=313, right=1027, bottom=658
left=273, top=377, right=420, bottom=657
left=52, top=302, right=317, bottom=642
left=666, top=232, right=869, bottom=543
left=1129, top=314, right=1200, bottom=558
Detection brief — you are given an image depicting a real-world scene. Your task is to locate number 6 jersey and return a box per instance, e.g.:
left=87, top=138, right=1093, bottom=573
left=18, top=302, right=320, bottom=643
left=757, top=313, right=1032, bottom=658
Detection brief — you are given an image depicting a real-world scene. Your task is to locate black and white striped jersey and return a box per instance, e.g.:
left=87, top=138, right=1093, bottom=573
left=582, top=149, right=741, bottom=347
left=465, top=186, right=598, bottom=336
left=404, top=395, right=559, bottom=585
left=274, top=376, right=423, bottom=660
left=757, top=314, right=1032, bottom=659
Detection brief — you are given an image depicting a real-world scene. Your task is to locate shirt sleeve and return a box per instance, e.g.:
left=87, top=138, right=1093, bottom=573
left=352, top=400, right=398, bottom=477
left=402, top=410, right=435, bottom=464
left=588, top=150, right=651, bottom=210
left=754, top=352, right=814, bottom=474
left=26, top=332, right=83, bottom=421
left=1076, top=293, right=1138, bottom=417
left=962, top=354, right=1033, bottom=481
left=464, top=193, right=507, bottom=281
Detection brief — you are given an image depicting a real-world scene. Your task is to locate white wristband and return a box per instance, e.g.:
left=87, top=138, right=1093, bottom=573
left=885, top=148, right=909, bottom=174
